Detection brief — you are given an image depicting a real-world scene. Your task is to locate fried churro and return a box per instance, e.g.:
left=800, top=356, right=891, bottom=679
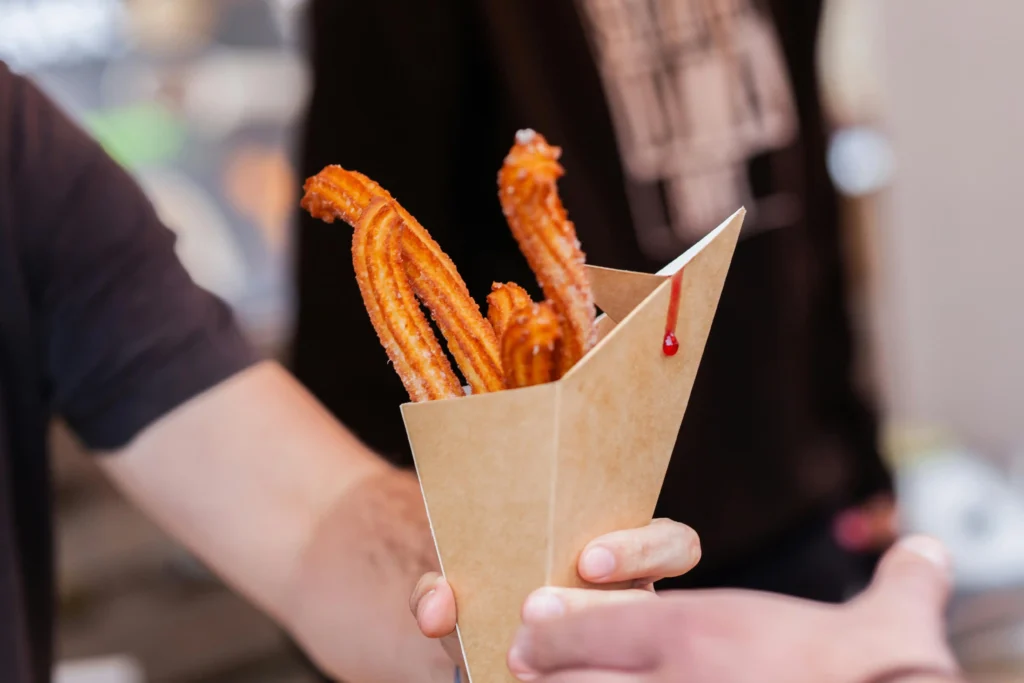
left=486, top=282, right=534, bottom=342
left=352, top=199, right=463, bottom=401
left=302, top=129, right=597, bottom=399
left=498, top=130, right=596, bottom=376
left=501, top=303, right=562, bottom=389
left=302, top=166, right=505, bottom=397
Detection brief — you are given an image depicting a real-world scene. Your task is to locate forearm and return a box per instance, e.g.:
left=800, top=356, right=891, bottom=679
left=100, top=362, right=450, bottom=681
left=285, top=467, right=453, bottom=682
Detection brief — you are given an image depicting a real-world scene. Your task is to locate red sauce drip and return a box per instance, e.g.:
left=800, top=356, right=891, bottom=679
left=663, top=331, right=679, bottom=356
left=663, top=268, right=685, bottom=356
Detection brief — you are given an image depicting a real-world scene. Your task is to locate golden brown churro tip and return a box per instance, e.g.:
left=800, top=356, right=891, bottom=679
left=502, top=302, right=562, bottom=389
left=499, top=131, right=596, bottom=377
left=487, top=282, right=535, bottom=345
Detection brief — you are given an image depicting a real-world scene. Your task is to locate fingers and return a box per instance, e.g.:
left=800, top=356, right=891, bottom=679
left=578, top=518, right=700, bottom=584
left=521, top=586, right=658, bottom=623
left=410, top=572, right=457, bottom=639
left=862, top=535, right=952, bottom=621
left=509, top=600, right=665, bottom=678
left=409, top=572, right=440, bottom=616
left=849, top=536, right=959, bottom=676
left=411, top=574, right=465, bottom=669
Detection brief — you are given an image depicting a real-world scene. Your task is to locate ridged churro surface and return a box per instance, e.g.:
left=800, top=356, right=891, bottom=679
left=498, top=130, right=596, bottom=376
left=501, top=302, right=562, bottom=389
left=303, top=167, right=504, bottom=398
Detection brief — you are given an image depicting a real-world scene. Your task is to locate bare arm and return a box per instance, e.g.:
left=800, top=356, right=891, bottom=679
left=99, top=361, right=451, bottom=683
left=5, top=62, right=697, bottom=683
left=5, top=59, right=444, bottom=681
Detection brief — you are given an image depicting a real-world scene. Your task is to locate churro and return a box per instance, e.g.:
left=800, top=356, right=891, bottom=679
left=302, top=129, right=597, bottom=399
left=501, top=303, right=562, bottom=389
left=498, top=130, right=596, bottom=376
left=486, top=282, right=534, bottom=342
left=303, top=167, right=505, bottom=396
left=352, top=199, right=463, bottom=401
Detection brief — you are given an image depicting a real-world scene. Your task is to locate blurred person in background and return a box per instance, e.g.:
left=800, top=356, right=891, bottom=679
left=0, top=61, right=700, bottom=683
left=294, top=0, right=895, bottom=603
left=4, top=50, right=932, bottom=682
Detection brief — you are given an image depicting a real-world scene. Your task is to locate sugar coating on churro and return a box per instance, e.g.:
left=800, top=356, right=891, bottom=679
left=486, top=282, right=534, bottom=343
left=498, top=131, right=596, bottom=376
left=302, top=165, right=504, bottom=400
left=301, top=129, right=597, bottom=400
left=502, top=302, right=562, bottom=389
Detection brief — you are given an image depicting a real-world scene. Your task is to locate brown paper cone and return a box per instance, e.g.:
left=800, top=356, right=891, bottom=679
left=402, top=208, right=745, bottom=682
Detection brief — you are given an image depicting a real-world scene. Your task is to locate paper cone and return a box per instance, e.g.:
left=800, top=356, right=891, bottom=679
left=402, top=208, right=745, bottom=682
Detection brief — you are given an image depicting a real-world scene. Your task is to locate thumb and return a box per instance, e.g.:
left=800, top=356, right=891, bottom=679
left=863, top=535, right=952, bottom=622
left=411, top=573, right=457, bottom=639
left=411, top=573, right=466, bottom=670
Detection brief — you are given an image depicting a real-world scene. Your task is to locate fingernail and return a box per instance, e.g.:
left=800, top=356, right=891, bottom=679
left=899, top=536, right=951, bottom=571
left=522, top=588, right=565, bottom=622
left=580, top=546, right=616, bottom=580
left=417, top=588, right=437, bottom=614
left=508, top=633, right=537, bottom=680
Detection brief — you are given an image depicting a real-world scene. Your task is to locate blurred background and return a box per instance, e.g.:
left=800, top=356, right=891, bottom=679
left=4, top=0, right=1024, bottom=680
left=6, top=1, right=314, bottom=681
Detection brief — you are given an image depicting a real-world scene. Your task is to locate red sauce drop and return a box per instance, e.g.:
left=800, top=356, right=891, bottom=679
left=663, top=268, right=685, bottom=356
left=663, top=331, right=679, bottom=356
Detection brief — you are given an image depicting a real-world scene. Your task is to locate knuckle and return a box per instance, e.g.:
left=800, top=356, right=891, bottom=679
left=635, top=536, right=657, bottom=566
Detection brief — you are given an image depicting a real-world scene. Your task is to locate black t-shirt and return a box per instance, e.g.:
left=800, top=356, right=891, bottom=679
left=294, top=0, right=891, bottom=581
left=0, top=63, right=256, bottom=681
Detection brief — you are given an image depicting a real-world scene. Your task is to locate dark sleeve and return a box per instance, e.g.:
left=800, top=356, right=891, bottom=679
left=4, top=64, right=258, bottom=450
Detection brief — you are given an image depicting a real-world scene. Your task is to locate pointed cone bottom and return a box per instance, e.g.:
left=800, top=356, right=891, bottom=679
left=402, top=209, right=745, bottom=682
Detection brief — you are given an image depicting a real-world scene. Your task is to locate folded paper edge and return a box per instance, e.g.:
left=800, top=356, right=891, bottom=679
left=656, top=207, right=746, bottom=276
left=584, top=266, right=664, bottom=324
left=402, top=409, right=475, bottom=678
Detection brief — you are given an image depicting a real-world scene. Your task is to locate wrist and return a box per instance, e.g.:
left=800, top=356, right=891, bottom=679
left=283, top=466, right=443, bottom=681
